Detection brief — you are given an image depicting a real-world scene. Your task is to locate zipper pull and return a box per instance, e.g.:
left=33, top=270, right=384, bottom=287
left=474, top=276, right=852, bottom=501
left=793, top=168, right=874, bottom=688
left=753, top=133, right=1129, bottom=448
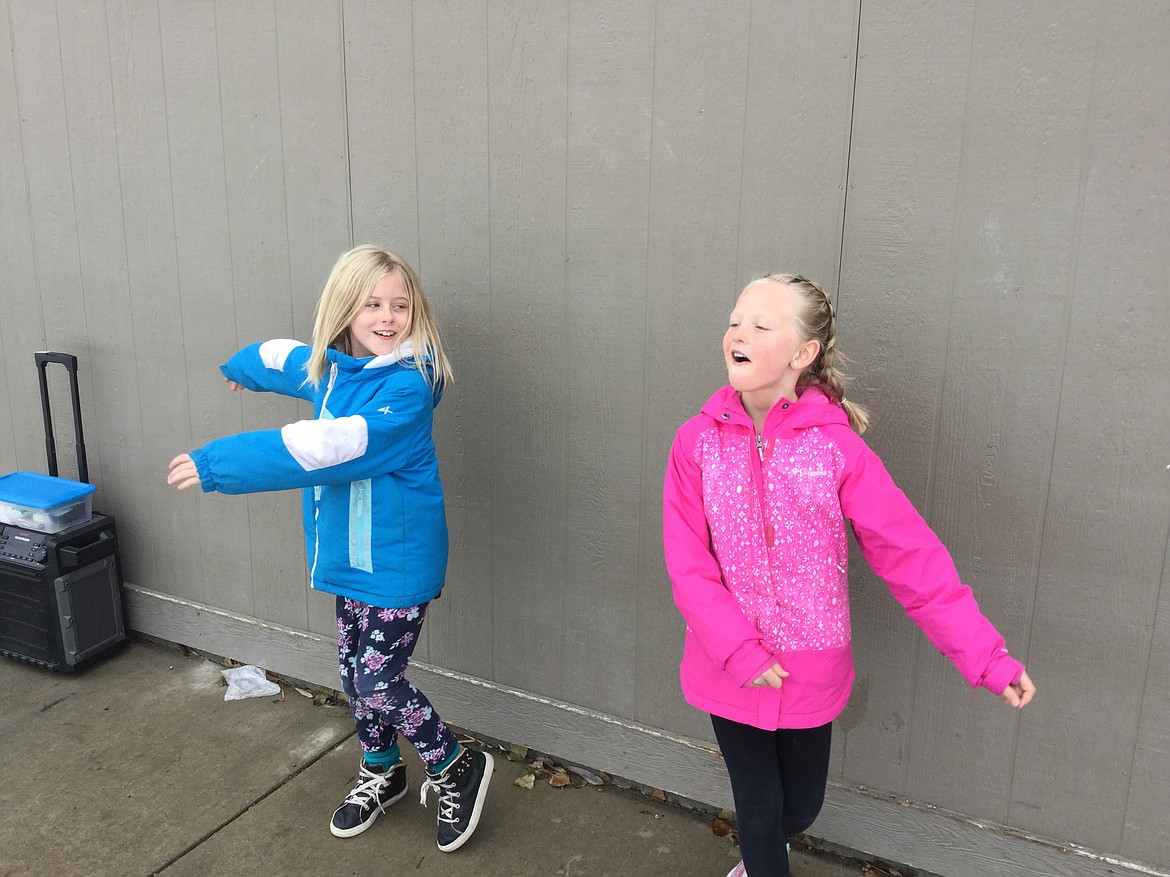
left=756, top=433, right=765, bottom=461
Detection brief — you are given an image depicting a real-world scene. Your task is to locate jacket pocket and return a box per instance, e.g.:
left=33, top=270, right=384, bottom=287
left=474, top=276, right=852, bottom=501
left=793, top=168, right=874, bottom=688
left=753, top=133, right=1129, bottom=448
left=775, top=645, right=854, bottom=721
left=348, top=479, right=373, bottom=573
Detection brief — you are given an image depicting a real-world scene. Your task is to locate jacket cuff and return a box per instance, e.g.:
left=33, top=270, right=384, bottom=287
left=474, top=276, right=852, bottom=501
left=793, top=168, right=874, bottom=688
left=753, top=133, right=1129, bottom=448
left=981, top=654, right=1025, bottom=695
left=724, top=641, right=775, bottom=687
left=189, top=448, right=217, bottom=494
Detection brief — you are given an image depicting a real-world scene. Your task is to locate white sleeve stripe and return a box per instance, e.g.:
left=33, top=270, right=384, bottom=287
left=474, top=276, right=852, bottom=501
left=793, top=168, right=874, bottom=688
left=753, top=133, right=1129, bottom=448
left=281, top=415, right=369, bottom=471
left=259, top=339, right=306, bottom=371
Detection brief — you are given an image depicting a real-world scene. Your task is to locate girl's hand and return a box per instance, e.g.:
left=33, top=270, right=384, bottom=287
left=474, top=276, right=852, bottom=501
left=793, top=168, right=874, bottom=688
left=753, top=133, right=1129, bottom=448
left=750, top=663, right=789, bottom=689
left=1002, top=670, right=1036, bottom=709
left=225, top=378, right=243, bottom=391
left=167, top=454, right=202, bottom=491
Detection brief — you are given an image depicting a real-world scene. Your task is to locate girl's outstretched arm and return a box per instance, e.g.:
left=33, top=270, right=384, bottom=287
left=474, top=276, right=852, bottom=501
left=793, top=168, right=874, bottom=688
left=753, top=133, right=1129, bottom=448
left=172, top=374, right=435, bottom=495
left=219, top=340, right=315, bottom=401
left=830, top=425, right=1027, bottom=698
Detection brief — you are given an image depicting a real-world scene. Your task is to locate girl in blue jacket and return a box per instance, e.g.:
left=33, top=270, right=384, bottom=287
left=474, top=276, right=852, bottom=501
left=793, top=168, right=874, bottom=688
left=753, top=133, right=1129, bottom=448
left=167, top=245, right=493, bottom=853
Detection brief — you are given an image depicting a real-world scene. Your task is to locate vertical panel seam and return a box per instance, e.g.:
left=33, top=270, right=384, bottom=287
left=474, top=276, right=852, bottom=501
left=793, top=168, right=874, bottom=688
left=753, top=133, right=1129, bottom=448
left=833, top=0, right=862, bottom=307
left=904, top=0, right=981, bottom=797
left=273, top=0, right=296, bottom=334
left=635, top=0, right=660, bottom=716
left=409, top=0, right=423, bottom=274
left=212, top=0, right=254, bottom=613
left=212, top=2, right=242, bottom=359
left=104, top=0, right=158, bottom=582
left=732, top=0, right=754, bottom=288
left=484, top=0, right=496, bottom=679
left=834, top=0, right=865, bottom=772
left=1012, top=0, right=1101, bottom=834
left=269, top=0, right=296, bottom=623
left=338, top=0, right=353, bottom=248
left=335, top=0, right=349, bottom=632
left=156, top=0, right=196, bottom=456
left=155, top=0, right=209, bottom=608
left=1079, top=3, right=1152, bottom=850
left=53, top=0, right=97, bottom=448
left=561, top=1, right=571, bottom=698
left=5, top=0, right=50, bottom=439
left=0, top=0, right=16, bottom=461
left=1122, top=510, right=1170, bottom=853
left=407, top=0, right=424, bottom=662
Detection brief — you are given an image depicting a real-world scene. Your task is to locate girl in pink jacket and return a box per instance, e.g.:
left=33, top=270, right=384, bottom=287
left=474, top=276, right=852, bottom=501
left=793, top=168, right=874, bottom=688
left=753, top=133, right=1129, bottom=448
left=662, top=274, right=1036, bottom=877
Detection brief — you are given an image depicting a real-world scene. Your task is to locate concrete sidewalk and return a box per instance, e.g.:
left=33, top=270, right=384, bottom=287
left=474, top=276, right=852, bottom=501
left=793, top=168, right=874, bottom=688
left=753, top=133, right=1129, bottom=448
left=0, top=640, right=873, bottom=877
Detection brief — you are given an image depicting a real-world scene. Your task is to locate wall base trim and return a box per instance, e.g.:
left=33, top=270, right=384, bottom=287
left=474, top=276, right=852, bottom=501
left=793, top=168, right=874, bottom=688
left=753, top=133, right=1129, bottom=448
left=125, top=584, right=1161, bottom=877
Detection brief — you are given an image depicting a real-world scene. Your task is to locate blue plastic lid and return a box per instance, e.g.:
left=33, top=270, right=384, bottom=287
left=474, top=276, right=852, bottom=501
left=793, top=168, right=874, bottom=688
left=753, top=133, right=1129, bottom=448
left=0, top=471, right=96, bottom=508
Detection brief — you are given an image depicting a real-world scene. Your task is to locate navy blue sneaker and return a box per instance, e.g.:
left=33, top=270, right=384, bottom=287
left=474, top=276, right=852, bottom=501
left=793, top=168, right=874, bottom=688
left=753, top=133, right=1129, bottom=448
left=329, top=759, right=407, bottom=838
left=419, top=748, right=494, bottom=852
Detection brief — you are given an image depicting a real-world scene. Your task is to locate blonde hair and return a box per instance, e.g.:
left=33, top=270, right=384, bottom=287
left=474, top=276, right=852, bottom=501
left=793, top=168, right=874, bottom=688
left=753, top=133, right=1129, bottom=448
left=305, top=245, right=453, bottom=390
left=762, top=273, right=870, bottom=434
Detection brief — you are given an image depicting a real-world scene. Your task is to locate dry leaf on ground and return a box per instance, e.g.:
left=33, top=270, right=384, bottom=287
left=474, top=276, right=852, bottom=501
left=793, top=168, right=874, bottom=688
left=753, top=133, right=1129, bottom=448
left=564, top=764, right=605, bottom=785
left=549, top=770, right=572, bottom=788
left=513, top=773, right=536, bottom=790
left=862, top=862, right=904, bottom=877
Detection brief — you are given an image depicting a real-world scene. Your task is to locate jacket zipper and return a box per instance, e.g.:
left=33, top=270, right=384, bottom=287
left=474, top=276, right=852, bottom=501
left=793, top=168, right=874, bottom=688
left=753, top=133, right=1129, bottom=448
left=321, top=363, right=338, bottom=411
left=751, top=428, right=775, bottom=548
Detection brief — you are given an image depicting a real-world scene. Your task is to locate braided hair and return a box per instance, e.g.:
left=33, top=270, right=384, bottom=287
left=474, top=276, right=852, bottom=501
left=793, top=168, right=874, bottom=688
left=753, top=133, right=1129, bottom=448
left=762, top=273, right=870, bottom=434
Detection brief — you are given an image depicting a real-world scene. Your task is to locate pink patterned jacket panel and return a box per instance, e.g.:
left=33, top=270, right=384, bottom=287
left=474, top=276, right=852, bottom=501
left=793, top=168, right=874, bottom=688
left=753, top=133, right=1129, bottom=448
left=696, top=422, right=851, bottom=654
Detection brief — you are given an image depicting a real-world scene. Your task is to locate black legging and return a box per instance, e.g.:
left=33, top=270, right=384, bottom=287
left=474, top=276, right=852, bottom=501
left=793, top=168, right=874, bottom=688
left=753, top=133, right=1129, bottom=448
left=711, top=715, right=833, bottom=877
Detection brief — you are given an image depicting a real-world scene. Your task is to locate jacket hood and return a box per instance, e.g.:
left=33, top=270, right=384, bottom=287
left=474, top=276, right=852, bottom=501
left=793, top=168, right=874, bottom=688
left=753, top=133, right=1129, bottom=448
left=700, top=384, right=849, bottom=436
left=328, top=340, right=443, bottom=407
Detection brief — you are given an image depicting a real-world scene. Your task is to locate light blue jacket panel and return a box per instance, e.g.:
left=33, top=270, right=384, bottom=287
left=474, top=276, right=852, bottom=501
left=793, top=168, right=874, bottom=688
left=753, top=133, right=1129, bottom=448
left=189, top=340, right=448, bottom=609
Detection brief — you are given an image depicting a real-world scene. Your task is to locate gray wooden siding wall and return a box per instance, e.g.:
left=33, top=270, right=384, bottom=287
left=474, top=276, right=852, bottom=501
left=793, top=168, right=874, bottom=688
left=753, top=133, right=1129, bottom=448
left=2, top=2, right=1167, bottom=875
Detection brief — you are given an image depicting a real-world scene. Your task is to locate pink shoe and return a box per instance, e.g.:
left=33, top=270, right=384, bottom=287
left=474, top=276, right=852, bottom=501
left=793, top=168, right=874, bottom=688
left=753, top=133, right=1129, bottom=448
left=725, top=861, right=747, bottom=877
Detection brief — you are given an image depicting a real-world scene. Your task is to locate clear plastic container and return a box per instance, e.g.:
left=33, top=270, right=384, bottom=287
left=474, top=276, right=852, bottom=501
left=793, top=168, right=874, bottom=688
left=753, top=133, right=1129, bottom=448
left=0, top=471, right=96, bottom=533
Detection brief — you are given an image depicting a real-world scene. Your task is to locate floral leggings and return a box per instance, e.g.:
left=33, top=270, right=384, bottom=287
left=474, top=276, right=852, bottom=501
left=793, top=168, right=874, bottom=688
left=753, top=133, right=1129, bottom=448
left=336, top=597, right=458, bottom=770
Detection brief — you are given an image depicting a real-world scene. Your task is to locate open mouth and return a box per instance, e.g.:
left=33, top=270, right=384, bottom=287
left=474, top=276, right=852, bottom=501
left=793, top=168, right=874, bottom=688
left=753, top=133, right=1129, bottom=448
left=374, top=330, right=396, bottom=338
left=731, top=352, right=750, bottom=363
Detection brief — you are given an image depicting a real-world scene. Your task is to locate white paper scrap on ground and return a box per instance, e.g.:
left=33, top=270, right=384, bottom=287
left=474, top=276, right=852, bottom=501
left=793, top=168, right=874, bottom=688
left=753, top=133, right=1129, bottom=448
left=221, top=665, right=281, bottom=701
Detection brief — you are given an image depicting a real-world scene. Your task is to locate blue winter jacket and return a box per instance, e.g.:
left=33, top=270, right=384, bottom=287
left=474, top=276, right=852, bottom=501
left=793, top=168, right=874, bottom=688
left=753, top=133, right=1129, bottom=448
left=188, top=339, right=448, bottom=609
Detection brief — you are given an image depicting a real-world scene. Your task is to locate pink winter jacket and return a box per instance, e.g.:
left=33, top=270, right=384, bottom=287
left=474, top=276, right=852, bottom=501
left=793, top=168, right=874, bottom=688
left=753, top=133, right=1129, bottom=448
left=662, top=385, right=1024, bottom=730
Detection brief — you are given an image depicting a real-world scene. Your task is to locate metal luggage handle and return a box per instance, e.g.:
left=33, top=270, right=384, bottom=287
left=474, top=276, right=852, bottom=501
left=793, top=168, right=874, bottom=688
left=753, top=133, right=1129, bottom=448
left=34, top=351, right=89, bottom=483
